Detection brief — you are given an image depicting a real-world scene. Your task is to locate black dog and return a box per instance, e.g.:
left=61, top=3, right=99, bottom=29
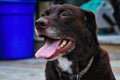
left=35, top=4, right=116, bottom=80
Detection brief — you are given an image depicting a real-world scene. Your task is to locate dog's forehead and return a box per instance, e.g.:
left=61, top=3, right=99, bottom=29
left=47, top=4, right=82, bottom=14
left=61, top=4, right=83, bottom=13
left=61, top=4, right=80, bottom=10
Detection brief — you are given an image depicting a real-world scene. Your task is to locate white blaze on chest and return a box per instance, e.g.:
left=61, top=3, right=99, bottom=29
left=58, top=57, right=73, bottom=74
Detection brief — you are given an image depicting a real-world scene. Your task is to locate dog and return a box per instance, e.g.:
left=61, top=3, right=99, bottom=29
left=35, top=4, right=116, bottom=80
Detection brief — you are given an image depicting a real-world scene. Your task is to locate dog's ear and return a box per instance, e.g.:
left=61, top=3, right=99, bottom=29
left=84, top=10, right=97, bottom=32
left=84, top=10, right=99, bottom=45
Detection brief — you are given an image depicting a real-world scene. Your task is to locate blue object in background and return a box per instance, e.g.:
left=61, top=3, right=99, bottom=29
left=80, top=0, right=102, bottom=12
left=0, top=0, right=36, bottom=59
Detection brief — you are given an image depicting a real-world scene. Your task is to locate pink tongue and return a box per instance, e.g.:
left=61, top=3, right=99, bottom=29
left=35, top=40, right=61, bottom=58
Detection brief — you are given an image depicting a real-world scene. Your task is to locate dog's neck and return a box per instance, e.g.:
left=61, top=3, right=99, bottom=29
left=55, top=43, right=99, bottom=79
left=56, top=55, right=94, bottom=79
left=57, top=56, right=73, bottom=74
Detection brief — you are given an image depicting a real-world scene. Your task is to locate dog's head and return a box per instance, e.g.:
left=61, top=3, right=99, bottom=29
left=35, top=4, right=99, bottom=60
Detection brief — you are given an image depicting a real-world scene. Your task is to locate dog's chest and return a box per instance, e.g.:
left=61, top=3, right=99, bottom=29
left=57, top=57, right=73, bottom=74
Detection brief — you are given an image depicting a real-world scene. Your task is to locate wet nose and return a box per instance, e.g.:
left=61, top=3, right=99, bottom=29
left=35, top=18, right=49, bottom=29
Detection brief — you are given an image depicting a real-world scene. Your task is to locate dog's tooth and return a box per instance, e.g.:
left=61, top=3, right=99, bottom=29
left=58, top=40, right=67, bottom=49
left=62, top=40, right=67, bottom=45
left=59, top=40, right=67, bottom=48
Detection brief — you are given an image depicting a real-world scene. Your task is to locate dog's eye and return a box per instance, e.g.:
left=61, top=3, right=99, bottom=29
left=62, top=12, right=69, bottom=16
left=60, top=10, right=72, bottom=19
left=61, top=12, right=70, bottom=17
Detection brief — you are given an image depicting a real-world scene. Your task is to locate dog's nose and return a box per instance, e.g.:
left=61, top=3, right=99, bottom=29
left=35, top=18, right=49, bottom=29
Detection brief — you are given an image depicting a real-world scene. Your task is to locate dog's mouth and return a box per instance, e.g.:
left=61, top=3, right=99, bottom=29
left=35, top=35, right=74, bottom=59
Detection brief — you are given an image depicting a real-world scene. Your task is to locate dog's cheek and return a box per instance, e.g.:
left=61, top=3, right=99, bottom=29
left=60, top=18, right=73, bottom=24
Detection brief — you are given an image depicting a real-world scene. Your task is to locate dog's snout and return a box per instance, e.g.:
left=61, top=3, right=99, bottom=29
left=35, top=18, right=49, bottom=29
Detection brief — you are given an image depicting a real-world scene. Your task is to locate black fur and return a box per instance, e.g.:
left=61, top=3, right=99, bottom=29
left=35, top=4, right=116, bottom=80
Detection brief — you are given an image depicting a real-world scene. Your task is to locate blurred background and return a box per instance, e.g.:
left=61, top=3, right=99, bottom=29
left=0, top=0, right=120, bottom=80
